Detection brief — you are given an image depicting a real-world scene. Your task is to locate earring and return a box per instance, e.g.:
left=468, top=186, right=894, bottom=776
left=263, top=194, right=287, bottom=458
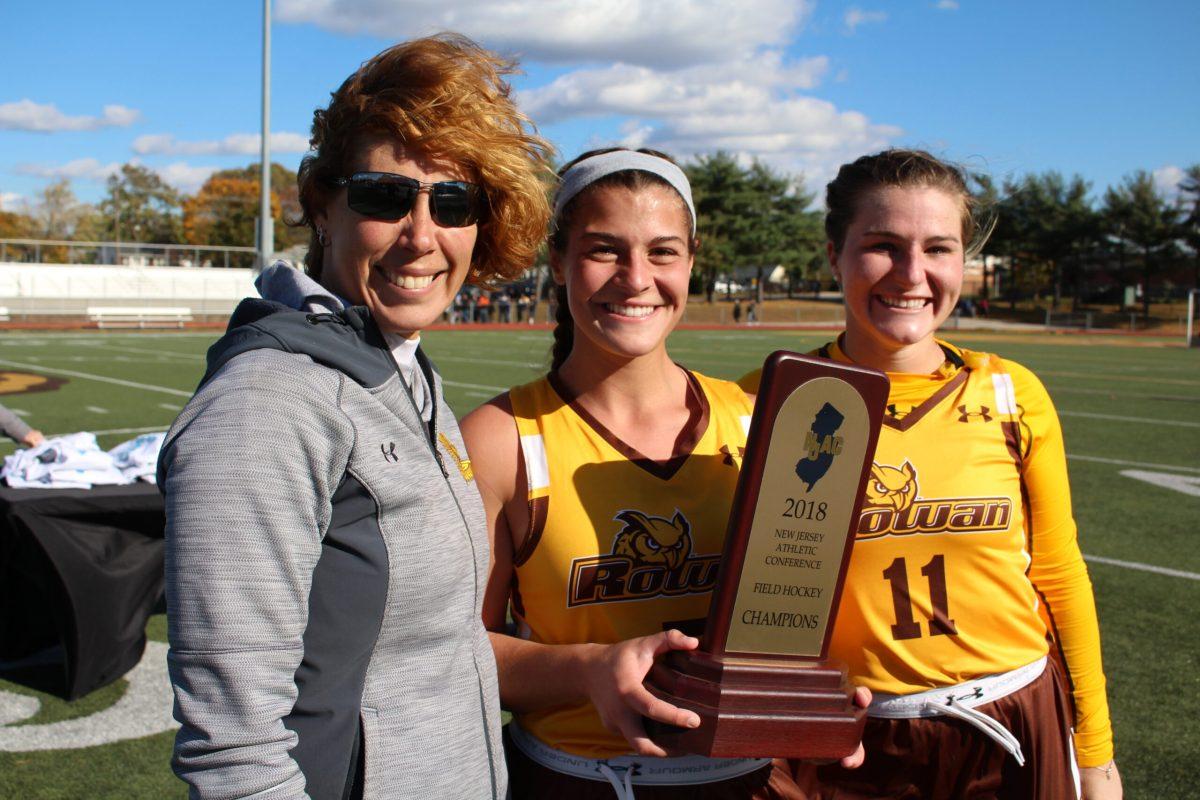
left=316, top=226, right=329, bottom=247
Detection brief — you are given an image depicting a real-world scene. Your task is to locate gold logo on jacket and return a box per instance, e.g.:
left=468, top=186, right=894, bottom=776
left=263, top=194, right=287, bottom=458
left=567, top=509, right=720, bottom=607
left=437, top=433, right=473, bottom=482
left=857, top=460, right=1012, bottom=540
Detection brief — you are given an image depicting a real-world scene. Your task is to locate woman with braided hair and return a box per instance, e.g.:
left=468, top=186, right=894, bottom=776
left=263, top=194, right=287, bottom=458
left=462, top=148, right=865, bottom=799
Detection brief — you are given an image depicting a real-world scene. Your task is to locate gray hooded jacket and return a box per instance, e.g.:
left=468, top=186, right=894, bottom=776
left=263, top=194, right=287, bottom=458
left=160, top=264, right=504, bottom=799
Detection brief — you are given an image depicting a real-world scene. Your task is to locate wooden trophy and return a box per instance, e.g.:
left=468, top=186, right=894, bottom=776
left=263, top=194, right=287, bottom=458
left=644, top=350, right=888, bottom=759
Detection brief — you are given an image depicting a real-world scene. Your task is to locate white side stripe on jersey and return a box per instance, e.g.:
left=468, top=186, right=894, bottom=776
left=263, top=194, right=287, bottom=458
left=739, top=415, right=752, bottom=436
left=992, top=373, right=1017, bottom=416
left=520, top=433, right=550, bottom=491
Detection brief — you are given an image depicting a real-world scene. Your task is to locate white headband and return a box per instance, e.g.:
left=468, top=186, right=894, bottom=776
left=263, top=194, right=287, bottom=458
left=553, top=151, right=696, bottom=235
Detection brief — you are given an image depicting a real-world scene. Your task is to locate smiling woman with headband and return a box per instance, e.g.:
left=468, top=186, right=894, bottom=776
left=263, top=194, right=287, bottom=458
left=461, top=147, right=866, bottom=799
left=158, top=34, right=552, bottom=800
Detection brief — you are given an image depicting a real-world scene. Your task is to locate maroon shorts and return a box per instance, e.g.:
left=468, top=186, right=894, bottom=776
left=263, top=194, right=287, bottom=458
left=790, top=661, right=1077, bottom=800
left=503, top=727, right=807, bottom=799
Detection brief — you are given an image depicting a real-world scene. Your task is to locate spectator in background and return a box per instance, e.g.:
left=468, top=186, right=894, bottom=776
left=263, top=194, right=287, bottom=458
left=733, top=298, right=743, bottom=325
left=516, top=291, right=530, bottom=323
left=0, top=404, right=44, bottom=447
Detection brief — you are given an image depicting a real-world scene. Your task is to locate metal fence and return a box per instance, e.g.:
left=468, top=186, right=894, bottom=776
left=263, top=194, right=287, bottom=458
left=0, top=238, right=259, bottom=269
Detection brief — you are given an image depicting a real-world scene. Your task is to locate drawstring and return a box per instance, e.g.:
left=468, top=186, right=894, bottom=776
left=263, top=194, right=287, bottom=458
left=596, top=762, right=637, bottom=800
left=925, top=697, right=1026, bottom=766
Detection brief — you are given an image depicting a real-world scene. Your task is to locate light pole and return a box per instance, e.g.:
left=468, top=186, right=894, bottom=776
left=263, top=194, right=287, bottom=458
left=258, top=0, right=273, bottom=269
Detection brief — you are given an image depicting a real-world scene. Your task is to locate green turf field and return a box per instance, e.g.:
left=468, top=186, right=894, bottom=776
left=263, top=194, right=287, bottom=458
left=0, top=328, right=1196, bottom=798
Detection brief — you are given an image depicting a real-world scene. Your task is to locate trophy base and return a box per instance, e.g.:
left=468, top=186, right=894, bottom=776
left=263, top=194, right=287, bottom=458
left=643, top=650, right=866, bottom=760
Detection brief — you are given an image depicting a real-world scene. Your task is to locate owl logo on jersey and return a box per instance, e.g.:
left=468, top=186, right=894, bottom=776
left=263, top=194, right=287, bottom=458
left=612, top=510, right=692, bottom=570
left=864, top=461, right=918, bottom=513
left=567, top=509, right=721, bottom=607
left=858, top=460, right=1012, bottom=541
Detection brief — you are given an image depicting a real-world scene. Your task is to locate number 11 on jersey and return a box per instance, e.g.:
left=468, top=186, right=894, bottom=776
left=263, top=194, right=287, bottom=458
left=883, top=554, right=958, bottom=641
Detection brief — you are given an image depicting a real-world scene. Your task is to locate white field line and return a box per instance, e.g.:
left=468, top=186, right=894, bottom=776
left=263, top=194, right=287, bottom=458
left=443, top=379, right=507, bottom=393
left=8, top=408, right=28, bottom=416
left=0, top=358, right=193, bottom=397
left=84, top=406, right=109, bottom=414
left=1039, top=370, right=1200, bottom=387
left=434, top=355, right=542, bottom=369
left=0, top=425, right=172, bottom=454
left=157, top=403, right=183, bottom=411
left=1058, top=410, right=1200, bottom=428
left=91, top=343, right=204, bottom=360
left=3, top=332, right=215, bottom=340
left=62, top=425, right=168, bottom=437
left=1083, top=555, right=1200, bottom=582
left=1047, top=385, right=1199, bottom=402
left=1067, top=453, right=1200, bottom=474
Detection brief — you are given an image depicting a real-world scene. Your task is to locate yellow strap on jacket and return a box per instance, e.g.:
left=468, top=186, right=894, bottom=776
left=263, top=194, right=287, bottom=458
left=739, top=339, right=1113, bottom=767
left=508, top=370, right=752, bottom=759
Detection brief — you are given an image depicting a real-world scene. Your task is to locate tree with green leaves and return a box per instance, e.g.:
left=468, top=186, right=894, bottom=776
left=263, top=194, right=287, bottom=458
left=989, top=176, right=1048, bottom=309
left=1179, top=164, right=1200, bottom=290
left=1103, top=171, right=1179, bottom=317
left=685, top=152, right=745, bottom=302
left=988, top=172, right=1100, bottom=311
left=685, top=153, right=821, bottom=303
left=98, top=164, right=183, bottom=244
left=741, top=161, right=821, bottom=304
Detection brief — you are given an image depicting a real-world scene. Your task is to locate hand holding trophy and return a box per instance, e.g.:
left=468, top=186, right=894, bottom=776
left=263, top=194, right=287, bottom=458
left=645, top=350, right=888, bottom=759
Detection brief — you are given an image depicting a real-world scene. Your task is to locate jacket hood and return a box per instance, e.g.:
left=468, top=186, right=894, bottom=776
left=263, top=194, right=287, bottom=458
left=201, top=282, right=399, bottom=392
left=255, top=261, right=347, bottom=313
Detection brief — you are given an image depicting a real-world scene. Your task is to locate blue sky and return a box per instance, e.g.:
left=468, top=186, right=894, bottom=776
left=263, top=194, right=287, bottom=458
left=2, top=0, right=1196, bottom=214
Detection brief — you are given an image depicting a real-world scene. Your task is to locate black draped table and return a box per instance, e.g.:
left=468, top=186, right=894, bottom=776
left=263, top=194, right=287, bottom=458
left=0, top=483, right=165, bottom=700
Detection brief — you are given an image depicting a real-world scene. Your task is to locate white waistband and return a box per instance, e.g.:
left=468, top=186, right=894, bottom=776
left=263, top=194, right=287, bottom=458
left=507, top=720, right=770, bottom=791
left=868, top=656, right=1047, bottom=766
left=869, top=657, right=1047, bottom=718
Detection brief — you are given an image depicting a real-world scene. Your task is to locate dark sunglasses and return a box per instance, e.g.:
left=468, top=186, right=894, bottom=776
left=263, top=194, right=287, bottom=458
left=330, top=172, right=483, bottom=228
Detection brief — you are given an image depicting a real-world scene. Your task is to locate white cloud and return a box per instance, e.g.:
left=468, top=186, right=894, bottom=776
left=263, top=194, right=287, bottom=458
left=277, top=0, right=813, bottom=68
left=13, top=158, right=215, bottom=194
left=936, top=0, right=959, bottom=10
left=0, top=100, right=140, bottom=132
left=844, top=8, right=888, bottom=33
left=521, top=53, right=898, bottom=186
left=217, top=0, right=900, bottom=191
left=521, top=53, right=830, bottom=124
left=1152, top=165, right=1185, bottom=201
left=154, top=163, right=218, bottom=193
left=0, top=192, right=22, bottom=211
left=132, top=132, right=311, bottom=156
left=15, top=158, right=122, bottom=181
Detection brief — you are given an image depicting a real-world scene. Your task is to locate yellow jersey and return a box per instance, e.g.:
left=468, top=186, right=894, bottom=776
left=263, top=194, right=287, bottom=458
left=738, top=338, right=1113, bottom=767
left=508, top=370, right=753, bottom=758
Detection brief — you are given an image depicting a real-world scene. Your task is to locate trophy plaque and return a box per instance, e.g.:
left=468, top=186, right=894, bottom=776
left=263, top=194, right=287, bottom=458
left=645, top=350, right=888, bottom=759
